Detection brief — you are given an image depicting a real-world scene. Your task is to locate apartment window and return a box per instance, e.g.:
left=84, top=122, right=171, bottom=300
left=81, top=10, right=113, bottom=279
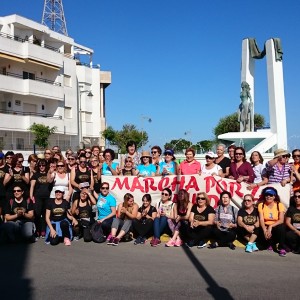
left=86, top=112, right=92, bottom=122
left=64, top=75, right=71, bottom=87
left=64, top=107, right=72, bottom=119
left=23, top=71, right=35, bottom=80
left=16, top=138, right=24, bottom=150
left=15, top=100, right=21, bottom=106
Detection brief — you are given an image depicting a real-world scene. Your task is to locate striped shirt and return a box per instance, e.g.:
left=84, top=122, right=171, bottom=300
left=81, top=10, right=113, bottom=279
left=265, top=162, right=291, bottom=183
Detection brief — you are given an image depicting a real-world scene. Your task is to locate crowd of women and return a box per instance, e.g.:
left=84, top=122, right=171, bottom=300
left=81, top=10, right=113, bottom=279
left=0, top=142, right=299, bottom=258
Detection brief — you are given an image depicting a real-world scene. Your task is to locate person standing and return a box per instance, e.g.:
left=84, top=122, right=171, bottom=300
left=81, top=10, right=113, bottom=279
left=215, top=144, right=231, bottom=177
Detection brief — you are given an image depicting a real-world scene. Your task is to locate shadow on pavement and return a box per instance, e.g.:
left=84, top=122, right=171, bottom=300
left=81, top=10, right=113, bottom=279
left=182, top=246, right=234, bottom=300
left=0, top=243, right=32, bottom=300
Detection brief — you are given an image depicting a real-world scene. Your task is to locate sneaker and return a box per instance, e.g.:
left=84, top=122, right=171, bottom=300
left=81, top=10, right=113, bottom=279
left=134, top=236, right=142, bottom=245
left=40, top=231, right=46, bottom=239
left=228, top=242, right=236, bottom=250
left=174, top=237, right=183, bottom=247
left=150, top=238, right=155, bottom=245
left=64, top=237, right=71, bottom=246
left=151, top=238, right=159, bottom=247
left=185, top=240, right=195, bottom=248
left=107, top=236, right=115, bottom=245
left=267, top=245, right=274, bottom=251
left=279, top=249, right=287, bottom=257
left=140, top=237, right=146, bottom=244
left=197, top=241, right=207, bottom=249
left=245, top=243, right=253, bottom=253
left=112, top=238, right=120, bottom=246
left=208, top=242, right=218, bottom=249
left=73, top=236, right=80, bottom=241
left=252, top=242, right=259, bottom=252
left=106, top=233, right=112, bottom=242
left=165, top=239, right=175, bottom=247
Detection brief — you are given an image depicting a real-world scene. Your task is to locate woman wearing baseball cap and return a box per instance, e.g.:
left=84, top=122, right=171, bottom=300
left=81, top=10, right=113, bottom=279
left=156, top=149, right=178, bottom=176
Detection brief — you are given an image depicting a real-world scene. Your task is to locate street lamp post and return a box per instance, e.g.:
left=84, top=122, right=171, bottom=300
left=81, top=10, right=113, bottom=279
left=79, top=89, right=93, bottom=148
left=141, top=115, right=152, bottom=149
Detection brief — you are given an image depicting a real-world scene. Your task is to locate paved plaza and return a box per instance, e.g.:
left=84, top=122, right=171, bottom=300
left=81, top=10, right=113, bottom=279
left=1, top=239, right=298, bottom=300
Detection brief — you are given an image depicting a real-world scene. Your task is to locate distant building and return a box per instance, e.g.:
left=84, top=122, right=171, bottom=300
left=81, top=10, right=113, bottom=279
left=0, top=14, right=111, bottom=151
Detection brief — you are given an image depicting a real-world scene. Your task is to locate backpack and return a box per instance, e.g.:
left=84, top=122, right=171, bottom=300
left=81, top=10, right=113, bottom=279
left=90, top=222, right=106, bottom=243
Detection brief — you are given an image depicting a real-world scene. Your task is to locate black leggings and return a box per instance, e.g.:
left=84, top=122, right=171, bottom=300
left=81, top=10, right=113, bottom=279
left=132, top=218, right=154, bottom=238
left=73, top=221, right=93, bottom=242
left=212, top=227, right=236, bottom=246
left=34, top=196, right=48, bottom=234
left=286, top=230, right=300, bottom=251
left=260, top=223, right=286, bottom=249
left=187, top=225, right=213, bottom=244
left=49, top=220, right=70, bottom=245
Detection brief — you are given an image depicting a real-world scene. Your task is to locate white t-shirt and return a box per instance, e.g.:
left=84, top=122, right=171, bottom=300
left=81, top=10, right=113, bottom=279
left=253, top=163, right=265, bottom=183
left=201, top=164, right=222, bottom=176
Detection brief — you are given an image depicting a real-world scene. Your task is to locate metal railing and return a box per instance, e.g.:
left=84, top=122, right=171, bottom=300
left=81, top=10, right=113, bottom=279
left=0, top=108, right=62, bottom=119
left=1, top=71, right=61, bottom=86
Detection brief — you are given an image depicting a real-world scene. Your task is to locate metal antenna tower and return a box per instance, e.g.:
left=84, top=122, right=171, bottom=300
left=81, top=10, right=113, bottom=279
left=42, top=0, right=68, bottom=36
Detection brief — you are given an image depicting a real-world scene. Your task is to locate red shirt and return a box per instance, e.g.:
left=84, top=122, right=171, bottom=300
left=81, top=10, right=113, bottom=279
left=180, top=160, right=201, bottom=175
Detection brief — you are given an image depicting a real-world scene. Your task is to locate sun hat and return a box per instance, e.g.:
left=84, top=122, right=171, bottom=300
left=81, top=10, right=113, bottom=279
left=141, top=151, right=151, bottom=158
left=274, top=148, right=289, bottom=158
left=263, top=187, right=277, bottom=196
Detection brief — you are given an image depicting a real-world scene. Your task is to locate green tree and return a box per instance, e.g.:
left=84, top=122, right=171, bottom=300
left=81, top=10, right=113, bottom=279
left=101, top=124, right=148, bottom=153
left=198, top=140, right=214, bottom=152
left=28, top=123, right=57, bottom=148
left=164, top=139, right=191, bottom=152
left=213, top=112, right=265, bottom=137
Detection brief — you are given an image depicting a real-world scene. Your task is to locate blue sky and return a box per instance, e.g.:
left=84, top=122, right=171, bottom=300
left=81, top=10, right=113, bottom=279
left=2, top=1, right=300, bottom=150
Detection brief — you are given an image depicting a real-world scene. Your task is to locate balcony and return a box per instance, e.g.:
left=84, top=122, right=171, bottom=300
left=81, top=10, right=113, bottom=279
left=0, top=109, right=64, bottom=132
left=0, top=71, right=63, bottom=101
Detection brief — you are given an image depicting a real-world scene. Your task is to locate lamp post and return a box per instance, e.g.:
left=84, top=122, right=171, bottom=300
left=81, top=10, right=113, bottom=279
left=79, top=89, right=93, bottom=148
left=141, top=115, right=152, bottom=149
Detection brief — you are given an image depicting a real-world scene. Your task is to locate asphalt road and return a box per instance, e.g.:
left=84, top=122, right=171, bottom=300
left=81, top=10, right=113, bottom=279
left=1, top=239, right=299, bottom=300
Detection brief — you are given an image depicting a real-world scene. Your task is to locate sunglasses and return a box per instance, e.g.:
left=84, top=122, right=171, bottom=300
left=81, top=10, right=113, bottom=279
left=294, top=195, right=300, bottom=199
left=101, top=187, right=109, bottom=190
left=13, top=189, right=22, bottom=192
left=6, top=156, right=13, bottom=159
left=125, top=160, right=132, bottom=163
left=68, top=158, right=75, bottom=161
left=151, top=151, right=158, bottom=154
left=197, top=197, right=206, bottom=200
left=281, top=155, right=289, bottom=158
left=205, top=156, right=214, bottom=160
left=79, top=161, right=86, bottom=163
left=57, top=165, right=64, bottom=167
left=244, top=199, right=252, bottom=202
left=235, top=153, right=243, bottom=155
left=264, top=193, right=275, bottom=197
left=45, top=152, right=51, bottom=154
left=55, top=190, right=64, bottom=193
left=293, top=155, right=300, bottom=158
left=39, top=164, right=46, bottom=167
left=17, top=160, right=24, bottom=163
left=165, top=153, right=172, bottom=156
left=86, top=151, right=92, bottom=154
left=161, top=192, right=169, bottom=196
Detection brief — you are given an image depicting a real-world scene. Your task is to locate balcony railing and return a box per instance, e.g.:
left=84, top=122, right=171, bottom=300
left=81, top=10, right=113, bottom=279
left=0, top=31, right=61, bottom=53
left=1, top=71, right=61, bottom=86
left=0, top=108, right=62, bottom=119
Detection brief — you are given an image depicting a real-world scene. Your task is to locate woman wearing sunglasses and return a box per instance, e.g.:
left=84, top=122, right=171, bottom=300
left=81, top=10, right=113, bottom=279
left=3, top=153, right=30, bottom=201
left=2, top=185, right=35, bottom=243
left=201, top=151, right=223, bottom=177
left=185, top=192, right=215, bottom=248
left=228, top=147, right=254, bottom=184
left=93, top=182, right=116, bottom=237
left=151, top=188, right=175, bottom=247
left=264, top=149, right=292, bottom=187
left=70, top=154, right=94, bottom=201
left=48, top=160, right=73, bottom=202
left=30, top=159, right=51, bottom=238
left=237, top=194, right=260, bottom=253
left=291, top=149, right=300, bottom=192
left=45, top=186, right=77, bottom=246
left=285, top=190, right=300, bottom=254
left=156, top=149, right=179, bottom=176
left=132, top=194, right=157, bottom=244
left=258, top=187, right=287, bottom=256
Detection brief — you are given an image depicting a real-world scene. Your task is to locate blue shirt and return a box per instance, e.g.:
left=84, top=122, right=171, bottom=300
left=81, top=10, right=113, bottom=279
left=158, top=161, right=176, bottom=175
left=102, top=162, right=118, bottom=175
left=97, top=193, right=116, bottom=220
left=137, top=164, right=156, bottom=176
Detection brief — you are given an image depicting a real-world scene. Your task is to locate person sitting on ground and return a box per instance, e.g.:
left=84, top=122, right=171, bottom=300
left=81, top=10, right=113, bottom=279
left=156, top=149, right=178, bottom=176
left=258, top=187, right=287, bottom=257
left=71, top=188, right=96, bottom=242
left=136, top=151, right=156, bottom=177
left=285, top=190, right=300, bottom=254
left=229, top=147, right=255, bottom=184
left=264, top=149, right=292, bottom=187
left=2, top=185, right=35, bottom=243
left=132, top=194, right=157, bottom=245
left=201, top=151, right=223, bottom=177
left=166, top=189, right=192, bottom=247
left=107, top=193, right=138, bottom=246
left=186, top=192, right=215, bottom=248
left=93, top=182, right=116, bottom=237
left=237, top=194, right=260, bottom=253
left=151, top=188, right=175, bottom=247
left=179, top=148, right=201, bottom=175
left=209, top=191, right=238, bottom=250
left=247, top=151, right=268, bottom=190
left=45, top=186, right=78, bottom=246
left=215, top=144, right=231, bottom=177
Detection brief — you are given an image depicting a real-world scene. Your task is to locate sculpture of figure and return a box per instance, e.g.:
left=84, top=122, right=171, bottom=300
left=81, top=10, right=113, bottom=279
left=238, top=81, right=253, bottom=132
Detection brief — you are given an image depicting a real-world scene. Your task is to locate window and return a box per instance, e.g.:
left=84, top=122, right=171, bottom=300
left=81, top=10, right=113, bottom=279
left=64, top=75, right=71, bottom=87
left=16, top=138, right=24, bottom=150
left=15, top=100, right=21, bottom=106
left=23, top=71, right=35, bottom=80
left=64, top=107, right=72, bottom=119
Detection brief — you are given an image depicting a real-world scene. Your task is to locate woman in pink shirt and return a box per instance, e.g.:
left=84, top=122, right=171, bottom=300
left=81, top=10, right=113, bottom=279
left=179, top=148, right=201, bottom=175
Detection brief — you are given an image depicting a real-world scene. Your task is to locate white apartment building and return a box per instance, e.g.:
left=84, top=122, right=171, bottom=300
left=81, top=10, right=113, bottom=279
left=0, top=14, right=111, bottom=151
